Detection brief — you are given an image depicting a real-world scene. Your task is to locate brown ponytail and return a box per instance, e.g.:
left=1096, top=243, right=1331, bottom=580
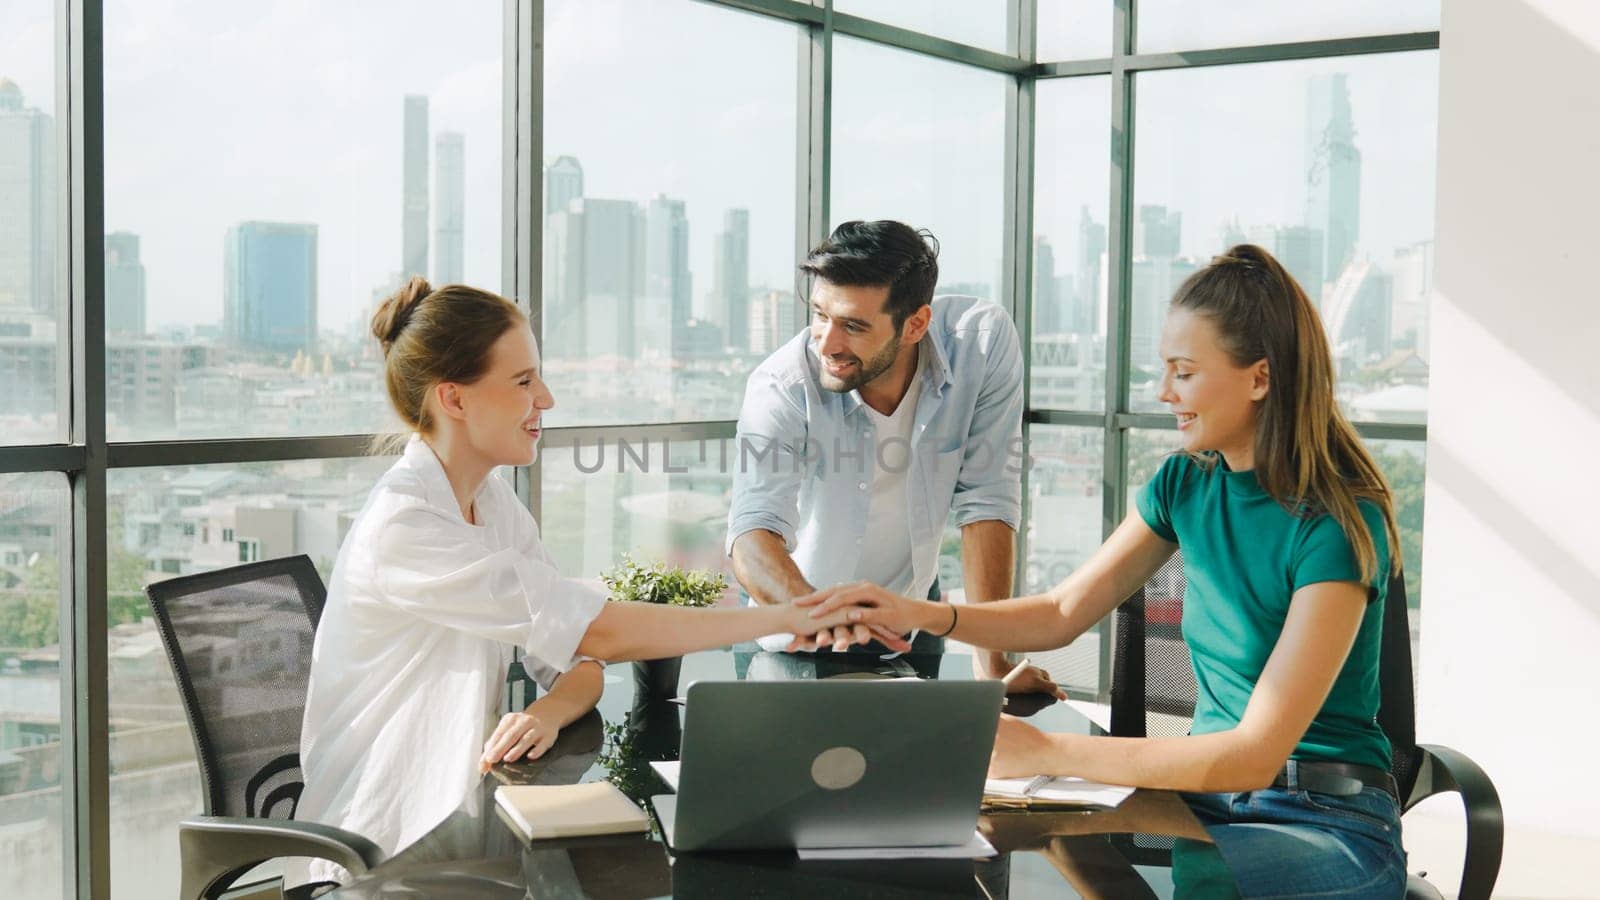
left=369, top=276, right=526, bottom=449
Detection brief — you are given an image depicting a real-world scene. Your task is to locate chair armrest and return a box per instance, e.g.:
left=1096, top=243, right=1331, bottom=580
left=178, top=815, right=386, bottom=900
left=1406, top=744, right=1503, bottom=900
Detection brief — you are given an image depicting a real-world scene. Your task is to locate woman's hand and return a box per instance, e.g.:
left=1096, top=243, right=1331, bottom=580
left=794, top=581, right=929, bottom=640
left=988, top=714, right=1062, bottom=779
left=479, top=703, right=561, bottom=773
left=776, top=593, right=911, bottom=653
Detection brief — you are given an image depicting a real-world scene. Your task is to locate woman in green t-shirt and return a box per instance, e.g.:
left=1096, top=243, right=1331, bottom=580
left=799, top=244, right=1408, bottom=898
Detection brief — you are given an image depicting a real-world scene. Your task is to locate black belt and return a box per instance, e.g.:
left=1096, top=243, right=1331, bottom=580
left=1271, top=759, right=1399, bottom=801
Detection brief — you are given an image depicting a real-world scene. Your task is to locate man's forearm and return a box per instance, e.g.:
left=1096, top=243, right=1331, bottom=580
left=961, top=519, right=1017, bottom=678
left=731, top=529, right=815, bottom=606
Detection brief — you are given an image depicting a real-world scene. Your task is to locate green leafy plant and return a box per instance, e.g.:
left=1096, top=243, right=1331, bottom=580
left=601, top=555, right=726, bottom=608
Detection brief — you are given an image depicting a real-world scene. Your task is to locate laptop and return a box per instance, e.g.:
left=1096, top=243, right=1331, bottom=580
left=651, top=679, right=1004, bottom=852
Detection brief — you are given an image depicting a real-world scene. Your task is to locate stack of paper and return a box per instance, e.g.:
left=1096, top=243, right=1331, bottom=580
left=494, top=782, right=650, bottom=841
left=982, top=774, right=1136, bottom=811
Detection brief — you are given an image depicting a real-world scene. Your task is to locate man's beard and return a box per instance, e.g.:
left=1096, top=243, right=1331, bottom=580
left=818, top=329, right=904, bottom=394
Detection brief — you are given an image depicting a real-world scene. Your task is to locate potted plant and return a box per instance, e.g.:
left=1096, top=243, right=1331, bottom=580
left=601, top=555, right=727, bottom=702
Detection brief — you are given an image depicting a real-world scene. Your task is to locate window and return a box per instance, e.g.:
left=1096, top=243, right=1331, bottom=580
left=0, top=473, right=67, bottom=900
left=1129, top=52, right=1438, bottom=424
left=835, top=0, right=1010, bottom=53
left=1031, top=76, right=1111, bottom=411
left=0, top=2, right=63, bottom=447
left=831, top=37, right=1007, bottom=304
left=1037, top=0, right=1112, bottom=60
left=1137, top=1, right=1439, bottom=53
left=103, top=0, right=503, bottom=441
left=541, top=0, right=797, bottom=426
left=1022, top=426, right=1105, bottom=694
left=106, top=457, right=392, bottom=898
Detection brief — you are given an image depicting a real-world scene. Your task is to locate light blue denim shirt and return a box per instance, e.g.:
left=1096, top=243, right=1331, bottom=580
left=725, top=294, right=1024, bottom=597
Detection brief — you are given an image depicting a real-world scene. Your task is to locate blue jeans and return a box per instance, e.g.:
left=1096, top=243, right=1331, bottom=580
left=1180, top=785, right=1407, bottom=899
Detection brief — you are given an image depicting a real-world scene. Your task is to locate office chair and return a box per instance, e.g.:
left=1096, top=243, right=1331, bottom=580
left=1110, top=551, right=1503, bottom=900
left=145, top=554, right=384, bottom=900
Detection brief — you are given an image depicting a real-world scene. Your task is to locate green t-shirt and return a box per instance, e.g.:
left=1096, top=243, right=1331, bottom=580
left=1135, top=452, right=1392, bottom=771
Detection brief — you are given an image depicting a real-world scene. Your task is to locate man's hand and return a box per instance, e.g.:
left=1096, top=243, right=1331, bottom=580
left=794, top=581, right=928, bottom=639
left=778, top=597, right=911, bottom=654
left=480, top=704, right=561, bottom=773
left=988, top=713, right=1061, bottom=779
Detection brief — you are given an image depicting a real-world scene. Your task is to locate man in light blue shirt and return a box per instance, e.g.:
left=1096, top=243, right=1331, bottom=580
left=727, top=220, right=1058, bottom=692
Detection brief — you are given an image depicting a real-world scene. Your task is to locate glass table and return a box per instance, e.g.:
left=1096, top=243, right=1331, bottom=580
left=329, top=648, right=1236, bottom=898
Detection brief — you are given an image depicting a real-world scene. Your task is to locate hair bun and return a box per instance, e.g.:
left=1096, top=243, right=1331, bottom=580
left=371, top=276, right=432, bottom=347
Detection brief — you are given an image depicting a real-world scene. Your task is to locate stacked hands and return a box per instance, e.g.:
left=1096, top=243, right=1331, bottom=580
left=480, top=582, right=1065, bottom=774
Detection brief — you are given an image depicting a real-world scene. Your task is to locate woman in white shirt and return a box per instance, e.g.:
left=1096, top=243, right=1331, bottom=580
left=294, top=278, right=884, bottom=880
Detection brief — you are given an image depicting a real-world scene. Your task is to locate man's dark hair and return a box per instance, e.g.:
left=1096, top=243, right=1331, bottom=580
left=799, top=220, right=940, bottom=329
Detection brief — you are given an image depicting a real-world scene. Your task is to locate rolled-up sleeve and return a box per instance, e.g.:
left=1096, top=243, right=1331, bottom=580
left=725, top=368, right=808, bottom=556
left=951, top=315, right=1024, bottom=530
left=374, top=505, right=606, bottom=674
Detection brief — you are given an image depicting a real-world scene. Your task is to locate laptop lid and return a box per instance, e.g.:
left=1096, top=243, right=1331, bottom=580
left=665, top=679, right=1003, bottom=851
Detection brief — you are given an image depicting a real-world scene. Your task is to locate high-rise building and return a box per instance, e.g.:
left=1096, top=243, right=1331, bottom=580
left=1033, top=236, right=1059, bottom=335
left=1305, top=73, right=1361, bottom=287
left=1129, top=256, right=1198, bottom=371
left=401, top=95, right=429, bottom=279
left=1133, top=205, right=1182, bottom=259
left=544, top=156, right=584, bottom=216
left=105, top=231, right=147, bottom=336
left=0, top=79, right=56, bottom=315
left=714, top=209, right=750, bottom=352
left=1075, top=207, right=1106, bottom=337
left=1322, top=258, right=1392, bottom=362
left=579, top=199, right=645, bottom=359
left=224, top=222, right=318, bottom=355
left=646, top=194, right=692, bottom=333
left=1390, top=240, right=1433, bottom=360
left=1249, top=224, right=1325, bottom=305
left=747, top=289, right=794, bottom=357
left=433, top=131, right=464, bottom=284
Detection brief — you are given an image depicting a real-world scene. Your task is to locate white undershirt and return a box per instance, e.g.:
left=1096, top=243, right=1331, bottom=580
left=855, top=349, right=933, bottom=599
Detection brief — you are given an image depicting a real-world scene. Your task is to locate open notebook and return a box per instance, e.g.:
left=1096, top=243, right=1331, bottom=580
left=981, top=775, right=1136, bottom=811
left=494, top=782, right=650, bottom=841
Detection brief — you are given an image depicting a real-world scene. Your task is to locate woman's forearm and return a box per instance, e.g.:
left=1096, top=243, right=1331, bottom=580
left=1029, top=730, right=1282, bottom=794
left=898, top=593, right=1078, bottom=653
left=576, top=600, right=795, bottom=661
left=532, top=659, right=603, bottom=727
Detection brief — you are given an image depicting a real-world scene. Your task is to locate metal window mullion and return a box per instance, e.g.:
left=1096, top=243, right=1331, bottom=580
left=508, top=0, right=541, bottom=520
left=0, top=444, right=87, bottom=473
left=829, top=11, right=1031, bottom=74
left=793, top=3, right=830, bottom=333
left=1095, top=0, right=1137, bottom=703
left=59, top=1, right=109, bottom=896
left=1004, top=0, right=1036, bottom=595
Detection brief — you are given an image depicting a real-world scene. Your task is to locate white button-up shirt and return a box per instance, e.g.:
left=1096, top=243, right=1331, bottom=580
left=292, top=436, right=605, bottom=881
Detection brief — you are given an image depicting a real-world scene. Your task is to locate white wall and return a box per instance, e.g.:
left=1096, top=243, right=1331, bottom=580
left=1422, top=0, right=1600, bottom=839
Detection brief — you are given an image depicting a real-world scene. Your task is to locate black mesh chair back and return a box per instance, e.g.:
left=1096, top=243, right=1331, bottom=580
left=145, top=555, right=326, bottom=822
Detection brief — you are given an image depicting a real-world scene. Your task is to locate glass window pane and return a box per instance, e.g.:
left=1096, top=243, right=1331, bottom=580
left=1137, top=1, right=1439, bottom=54
left=1366, top=438, right=1424, bottom=666
left=1129, top=52, right=1438, bottom=424
left=1031, top=76, right=1110, bottom=412
left=1021, top=426, right=1104, bottom=694
left=835, top=0, right=1010, bottom=54
left=0, top=2, right=63, bottom=446
left=1125, top=427, right=1183, bottom=518
left=104, top=1, right=502, bottom=441
left=832, top=37, right=1007, bottom=304
left=0, top=473, right=67, bottom=900
left=543, top=1, right=797, bottom=426
left=540, top=436, right=734, bottom=592
left=107, top=457, right=395, bottom=899
left=1037, top=0, right=1112, bottom=61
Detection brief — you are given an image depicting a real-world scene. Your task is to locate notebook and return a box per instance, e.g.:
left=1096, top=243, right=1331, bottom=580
left=494, top=781, right=650, bottom=841
left=981, top=774, right=1136, bottom=811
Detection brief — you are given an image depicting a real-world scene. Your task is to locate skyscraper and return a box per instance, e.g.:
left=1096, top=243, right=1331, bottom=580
left=224, top=222, right=318, bottom=355
left=646, top=195, right=691, bottom=331
left=1306, top=73, right=1361, bottom=287
left=1248, top=224, right=1325, bottom=304
left=433, top=131, right=464, bottom=284
left=1033, top=235, right=1059, bottom=335
left=714, top=209, right=750, bottom=352
left=1075, top=207, right=1106, bottom=337
left=1133, top=205, right=1182, bottom=259
left=580, top=199, right=645, bottom=359
left=402, top=95, right=429, bottom=279
left=545, top=156, right=584, bottom=215
left=1390, top=240, right=1433, bottom=360
left=0, top=79, right=56, bottom=315
left=105, top=231, right=147, bottom=336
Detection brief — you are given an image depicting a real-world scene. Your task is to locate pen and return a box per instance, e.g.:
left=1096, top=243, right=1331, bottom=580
left=1001, top=657, right=1034, bottom=689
